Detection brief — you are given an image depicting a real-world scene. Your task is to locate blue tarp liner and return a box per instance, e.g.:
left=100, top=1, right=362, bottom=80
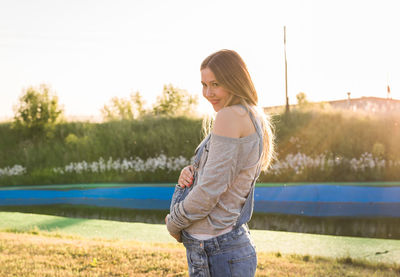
left=1, top=185, right=400, bottom=217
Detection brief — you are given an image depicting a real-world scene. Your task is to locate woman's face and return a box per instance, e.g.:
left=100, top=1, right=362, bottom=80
left=201, top=67, right=230, bottom=112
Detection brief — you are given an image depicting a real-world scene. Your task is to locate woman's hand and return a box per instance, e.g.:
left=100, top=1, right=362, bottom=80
left=178, top=165, right=194, bottom=188
left=170, top=232, right=182, bottom=243
left=165, top=214, right=182, bottom=242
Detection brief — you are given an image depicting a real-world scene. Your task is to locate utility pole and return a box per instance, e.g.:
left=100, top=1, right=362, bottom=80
left=284, top=26, right=290, bottom=113
left=387, top=72, right=391, bottom=99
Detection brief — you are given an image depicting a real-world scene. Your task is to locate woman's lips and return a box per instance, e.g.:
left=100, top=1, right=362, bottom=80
left=210, top=100, right=219, bottom=105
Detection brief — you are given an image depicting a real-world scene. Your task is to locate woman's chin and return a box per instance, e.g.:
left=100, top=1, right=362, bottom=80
left=210, top=103, right=221, bottom=112
left=212, top=106, right=220, bottom=112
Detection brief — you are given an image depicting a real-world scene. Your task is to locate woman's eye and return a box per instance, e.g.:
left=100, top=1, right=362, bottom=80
left=212, top=83, right=218, bottom=87
left=201, top=83, right=207, bottom=88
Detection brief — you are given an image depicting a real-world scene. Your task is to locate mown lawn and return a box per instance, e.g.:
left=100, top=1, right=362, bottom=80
left=1, top=212, right=399, bottom=265
left=0, top=212, right=399, bottom=276
left=1, top=231, right=399, bottom=277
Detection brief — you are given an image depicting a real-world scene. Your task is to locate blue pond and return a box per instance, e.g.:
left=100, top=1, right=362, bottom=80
left=1, top=184, right=400, bottom=217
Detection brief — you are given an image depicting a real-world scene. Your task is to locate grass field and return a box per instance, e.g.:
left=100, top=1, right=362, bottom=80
left=1, top=211, right=400, bottom=276
left=2, top=231, right=400, bottom=277
left=1, top=212, right=400, bottom=265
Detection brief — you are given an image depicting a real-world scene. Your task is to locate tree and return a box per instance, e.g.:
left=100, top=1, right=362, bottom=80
left=101, top=91, right=146, bottom=121
left=13, top=84, right=64, bottom=134
left=296, top=92, right=309, bottom=107
left=130, top=91, right=146, bottom=118
left=152, top=84, right=198, bottom=117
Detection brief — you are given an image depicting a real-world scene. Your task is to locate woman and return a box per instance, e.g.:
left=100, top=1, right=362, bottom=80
left=165, top=49, right=274, bottom=276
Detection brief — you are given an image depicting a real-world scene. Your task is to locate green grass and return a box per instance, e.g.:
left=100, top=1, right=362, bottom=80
left=256, top=182, right=400, bottom=187
left=1, top=212, right=399, bottom=266
left=0, top=182, right=176, bottom=190
left=1, top=109, right=400, bottom=186
left=2, top=204, right=399, bottom=239
left=1, top=181, right=400, bottom=190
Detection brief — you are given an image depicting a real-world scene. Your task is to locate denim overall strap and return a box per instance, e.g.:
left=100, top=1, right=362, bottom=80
left=169, top=133, right=211, bottom=212
left=193, top=134, right=211, bottom=171
left=232, top=104, right=264, bottom=229
left=191, top=133, right=211, bottom=191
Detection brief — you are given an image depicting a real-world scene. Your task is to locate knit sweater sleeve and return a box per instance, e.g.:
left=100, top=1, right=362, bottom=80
left=167, top=133, right=240, bottom=235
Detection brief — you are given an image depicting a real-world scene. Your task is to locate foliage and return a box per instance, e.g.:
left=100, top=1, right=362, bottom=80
left=101, top=85, right=199, bottom=120
left=101, top=91, right=146, bottom=121
left=296, top=91, right=309, bottom=106
left=152, top=84, right=198, bottom=117
left=1, top=108, right=400, bottom=185
left=271, top=109, right=400, bottom=160
left=13, top=84, right=63, bottom=136
left=0, top=116, right=203, bottom=185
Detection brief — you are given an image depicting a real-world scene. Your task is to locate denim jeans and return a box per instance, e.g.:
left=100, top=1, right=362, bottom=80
left=181, top=224, right=257, bottom=277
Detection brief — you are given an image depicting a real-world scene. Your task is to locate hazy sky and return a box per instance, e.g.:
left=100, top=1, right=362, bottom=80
left=1, top=0, right=399, bottom=120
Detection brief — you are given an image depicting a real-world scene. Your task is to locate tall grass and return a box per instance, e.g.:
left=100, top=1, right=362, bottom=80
left=273, top=109, right=400, bottom=159
left=1, top=109, right=400, bottom=185
left=0, top=116, right=202, bottom=169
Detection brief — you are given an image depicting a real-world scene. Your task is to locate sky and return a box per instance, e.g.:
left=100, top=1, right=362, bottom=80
left=1, top=0, right=400, bottom=121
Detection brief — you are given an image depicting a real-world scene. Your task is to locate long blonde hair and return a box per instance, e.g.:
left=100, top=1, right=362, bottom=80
left=200, top=49, right=275, bottom=171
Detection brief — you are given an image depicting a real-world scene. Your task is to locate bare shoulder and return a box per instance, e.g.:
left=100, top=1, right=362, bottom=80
left=213, top=105, right=256, bottom=138
left=230, top=105, right=248, bottom=117
left=212, top=106, right=242, bottom=138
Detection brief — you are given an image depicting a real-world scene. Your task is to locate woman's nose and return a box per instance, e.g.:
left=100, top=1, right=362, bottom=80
left=205, top=88, right=213, bottom=97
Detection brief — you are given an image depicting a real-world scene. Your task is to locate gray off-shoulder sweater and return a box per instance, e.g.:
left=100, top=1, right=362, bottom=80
left=167, top=115, right=262, bottom=237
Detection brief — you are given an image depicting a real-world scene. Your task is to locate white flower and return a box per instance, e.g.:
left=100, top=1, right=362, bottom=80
left=44, top=152, right=398, bottom=177
left=50, top=154, right=192, bottom=175
left=0, top=165, right=27, bottom=177
left=265, top=152, right=390, bottom=176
